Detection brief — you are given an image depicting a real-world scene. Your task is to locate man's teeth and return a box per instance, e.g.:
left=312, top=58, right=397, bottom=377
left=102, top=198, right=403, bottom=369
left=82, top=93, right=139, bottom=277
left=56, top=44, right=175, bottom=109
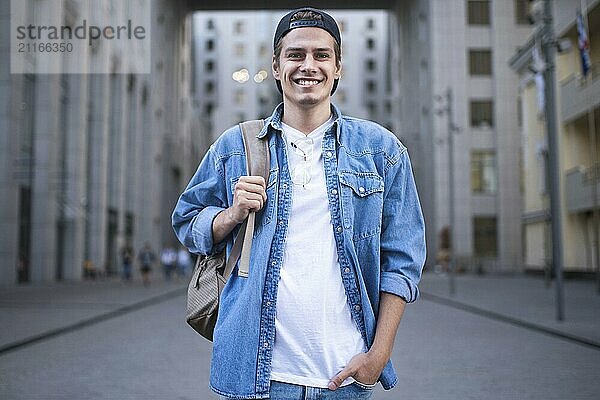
left=298, top=79, right=319, bottom=86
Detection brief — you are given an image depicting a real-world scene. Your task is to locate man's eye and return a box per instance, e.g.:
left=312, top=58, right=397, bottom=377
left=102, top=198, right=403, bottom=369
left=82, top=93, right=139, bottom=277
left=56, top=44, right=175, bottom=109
left=316, top=53, right=330, bottom=58
left=288, top=53, right=302, bottom=58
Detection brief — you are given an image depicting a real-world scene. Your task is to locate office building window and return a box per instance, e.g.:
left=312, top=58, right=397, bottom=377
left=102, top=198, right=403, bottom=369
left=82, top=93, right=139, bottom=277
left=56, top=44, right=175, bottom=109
left=235, top=43, right=245, bottom=56
left=205, top=103, right=214, bottom=115
left=473, top=217, right=498, bottom=257
left=471, top=151, right=497, bottom=194
left=205, top=81, right=214, bottom=94
left=469, top=49, right=492, bottom=75
left=207, top=19, right=214, bottom=30
left=206, top=39, right=214, bottom=51
left=467, top=0, right=490, bottom=26
left=367, top=18, right=375, bottom=30
left=366, top=59, right=376, bottom=72
left=366, top=80, right=376, bottom=93
left=470, top=100, right=494, bottom=127
left=367, top=38, right=375, bottom=50
left=205, top=60, right=214, bottom=73
left=234, top=21, right=245, bottom=34
left=515, top=0, right=530, bottom=25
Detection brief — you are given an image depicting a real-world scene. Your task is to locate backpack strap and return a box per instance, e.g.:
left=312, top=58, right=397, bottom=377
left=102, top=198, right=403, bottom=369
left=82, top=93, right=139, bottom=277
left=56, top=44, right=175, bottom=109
left=231, top=120, right=268, bottom=278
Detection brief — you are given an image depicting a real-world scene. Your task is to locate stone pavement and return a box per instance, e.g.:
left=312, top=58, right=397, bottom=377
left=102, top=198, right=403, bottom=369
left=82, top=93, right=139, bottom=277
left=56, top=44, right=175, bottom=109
left=0, top=276, right=187, bottom=353
left=0, top=271, right=599, bottom=399
left=419, top=272, right=600, bottom=348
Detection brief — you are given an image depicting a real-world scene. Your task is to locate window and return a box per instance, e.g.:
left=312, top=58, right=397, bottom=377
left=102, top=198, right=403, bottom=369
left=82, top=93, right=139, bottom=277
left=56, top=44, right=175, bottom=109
left=467, top=0, right=490, bottom=26
left=235, top=43, right=245, bottom=56
left=206, top=39, right=214, bottom=51
left=205, top=103, right=214, bottom=115
left=367, top=101, right=376, bottom=115
left=205, top=60, right=214, bottom=73
left=515, top=0, right=530, bottom=25
left=366, top=80, right=376, bottom=93
left=471, top=151, right=497, bottom=194
left=367, top=38, right=375, bottom=50
left=205, top=81, right=214, bottom=94
left=234, top=89, right=246, bottom=105
left=234, top=21, right=245, bottom=34
left=366, top=59, right=376, bottom=72
left=470, top=100, right=494, bottom=127
left=469, top=49, right=492, bottom=75
left=207, top=19, right=214, bottom=30
left=473, top=217, right=497, bottom=257
left=367, top=18, right=375, bottom=30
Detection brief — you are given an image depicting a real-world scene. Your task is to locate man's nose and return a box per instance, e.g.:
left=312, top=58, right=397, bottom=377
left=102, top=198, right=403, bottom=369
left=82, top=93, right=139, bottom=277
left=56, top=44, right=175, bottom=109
left=300, top=55, right=317, bottom=72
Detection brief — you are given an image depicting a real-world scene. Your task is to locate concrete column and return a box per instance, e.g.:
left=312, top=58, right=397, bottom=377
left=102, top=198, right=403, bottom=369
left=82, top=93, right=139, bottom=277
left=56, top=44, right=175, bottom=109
left=0, top=5, right=19, bottom=285
left=29, top=73, right=61, bottom=282
left=84, top=75, right=110, bottom=273
left=60, top=74, right=88, bottom=281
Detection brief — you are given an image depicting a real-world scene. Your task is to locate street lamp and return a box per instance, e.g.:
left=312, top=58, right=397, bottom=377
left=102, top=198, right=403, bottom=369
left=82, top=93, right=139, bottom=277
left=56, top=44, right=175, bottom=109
left=436, top=87, right=460, bottom=296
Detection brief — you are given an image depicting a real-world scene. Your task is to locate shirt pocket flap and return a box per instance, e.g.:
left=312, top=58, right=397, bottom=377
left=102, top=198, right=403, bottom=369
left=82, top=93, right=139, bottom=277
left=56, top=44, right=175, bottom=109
left=339, top=172, right=384, bottom=197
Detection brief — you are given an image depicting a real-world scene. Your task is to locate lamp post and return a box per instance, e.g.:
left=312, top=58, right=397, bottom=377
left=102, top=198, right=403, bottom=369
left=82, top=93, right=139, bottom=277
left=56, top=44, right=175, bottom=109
left=436, top=87, right=460, bottom=296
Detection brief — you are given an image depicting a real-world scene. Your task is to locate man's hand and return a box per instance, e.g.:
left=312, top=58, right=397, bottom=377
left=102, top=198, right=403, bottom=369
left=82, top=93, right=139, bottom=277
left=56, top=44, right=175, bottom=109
left=228, top=176, right=267, bottom=223
left=327, top=351, right=387, bottom=390
left=212, top=176, right=267, bottom=244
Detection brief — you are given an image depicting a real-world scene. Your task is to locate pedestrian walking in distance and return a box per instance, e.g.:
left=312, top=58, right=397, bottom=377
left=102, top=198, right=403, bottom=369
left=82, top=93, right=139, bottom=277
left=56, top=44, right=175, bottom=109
left=172, top=7, right=426, bottom=399
left=120, top=242, right=134, bottom=282
left=137, top=242, right=156, bottom=286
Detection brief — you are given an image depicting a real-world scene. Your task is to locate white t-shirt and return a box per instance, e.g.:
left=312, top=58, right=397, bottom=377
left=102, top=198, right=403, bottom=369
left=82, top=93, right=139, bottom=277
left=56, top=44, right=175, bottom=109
left=270, top=117, right=366, bottom=388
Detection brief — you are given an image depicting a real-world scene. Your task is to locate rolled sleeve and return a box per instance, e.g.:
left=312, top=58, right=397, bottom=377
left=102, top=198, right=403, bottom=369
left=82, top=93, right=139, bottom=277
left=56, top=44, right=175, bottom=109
left=172, top=147, right=229, bottom=255
left=380, top=148, right=426, bottom=303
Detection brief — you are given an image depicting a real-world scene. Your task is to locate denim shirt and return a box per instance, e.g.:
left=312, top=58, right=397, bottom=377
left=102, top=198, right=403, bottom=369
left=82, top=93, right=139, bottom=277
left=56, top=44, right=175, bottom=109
left=172, top=104, right=426, bottom=399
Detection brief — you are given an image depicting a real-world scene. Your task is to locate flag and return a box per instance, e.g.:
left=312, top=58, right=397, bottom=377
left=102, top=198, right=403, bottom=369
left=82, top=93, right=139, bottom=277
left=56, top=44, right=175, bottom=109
left=532, top=43, right=545, bottom=115
left=577, top=10, right=592, bottom=77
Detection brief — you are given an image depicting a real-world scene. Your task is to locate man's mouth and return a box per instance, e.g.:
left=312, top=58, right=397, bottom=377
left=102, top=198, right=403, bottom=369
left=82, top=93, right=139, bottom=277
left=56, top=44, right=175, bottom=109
left=294, top=78, right=322, bottom=87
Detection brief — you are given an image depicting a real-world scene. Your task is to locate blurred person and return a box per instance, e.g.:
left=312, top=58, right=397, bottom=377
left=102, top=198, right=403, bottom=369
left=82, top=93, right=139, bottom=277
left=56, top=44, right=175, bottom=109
left=172, top=7, right=425, bottom=400
left=176, top=246, right=192, bottom=278
left=160, top=245, right=177, bottom=280
left=120, top=242, right=134, bottom=282
left=137, top=242, right=156, bottom=286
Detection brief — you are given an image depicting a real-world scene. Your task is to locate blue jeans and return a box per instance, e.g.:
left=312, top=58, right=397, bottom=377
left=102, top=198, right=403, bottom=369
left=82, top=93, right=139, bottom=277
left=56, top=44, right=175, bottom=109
left=219, top=380, right=375, bottom=400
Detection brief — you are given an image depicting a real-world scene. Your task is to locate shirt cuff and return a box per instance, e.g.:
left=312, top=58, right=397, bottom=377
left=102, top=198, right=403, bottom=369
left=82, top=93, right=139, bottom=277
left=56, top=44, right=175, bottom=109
left=380, top=271, right=419, bottom=303
left=191, top=206, right=226, bottom=255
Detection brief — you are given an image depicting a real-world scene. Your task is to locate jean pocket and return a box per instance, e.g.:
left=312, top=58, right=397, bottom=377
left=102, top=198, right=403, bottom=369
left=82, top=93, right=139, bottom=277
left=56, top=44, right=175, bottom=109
left=352, top=380, right=377, bottom=390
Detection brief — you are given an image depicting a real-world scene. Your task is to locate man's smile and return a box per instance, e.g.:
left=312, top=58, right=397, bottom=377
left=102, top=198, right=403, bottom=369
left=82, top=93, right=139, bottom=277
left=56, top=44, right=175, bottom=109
left=293, top=77, right=323, bottom=87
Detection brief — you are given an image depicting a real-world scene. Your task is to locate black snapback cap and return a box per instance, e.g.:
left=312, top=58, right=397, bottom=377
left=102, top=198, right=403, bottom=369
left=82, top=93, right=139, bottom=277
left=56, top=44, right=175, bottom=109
left=273, top=7, right=341, bottom=94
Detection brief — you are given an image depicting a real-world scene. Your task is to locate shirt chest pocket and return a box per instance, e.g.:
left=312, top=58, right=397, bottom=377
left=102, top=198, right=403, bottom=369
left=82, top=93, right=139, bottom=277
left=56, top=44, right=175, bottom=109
left=339, top=171, right=384, bottom=240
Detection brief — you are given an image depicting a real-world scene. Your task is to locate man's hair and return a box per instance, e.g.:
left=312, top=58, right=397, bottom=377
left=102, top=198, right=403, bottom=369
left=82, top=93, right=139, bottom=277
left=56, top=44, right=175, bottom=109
left=273, top=10, right=342, bottom=69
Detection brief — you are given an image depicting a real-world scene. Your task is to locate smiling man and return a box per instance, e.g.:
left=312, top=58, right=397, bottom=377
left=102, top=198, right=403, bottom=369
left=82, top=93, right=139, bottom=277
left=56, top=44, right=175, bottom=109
left=172, top=7, right=425, bottom=400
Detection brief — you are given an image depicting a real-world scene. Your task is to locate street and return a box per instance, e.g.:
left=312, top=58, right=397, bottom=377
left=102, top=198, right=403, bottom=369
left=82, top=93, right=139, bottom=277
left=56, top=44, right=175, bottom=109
left=0, top=276, right=599, bottom=399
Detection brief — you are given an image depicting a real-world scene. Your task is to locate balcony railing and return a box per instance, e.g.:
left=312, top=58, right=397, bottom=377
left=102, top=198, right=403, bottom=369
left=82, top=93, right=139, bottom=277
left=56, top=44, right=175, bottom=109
left=560, top=64, right=600, bottom=123
left=565, top=164, right=600, bottom=213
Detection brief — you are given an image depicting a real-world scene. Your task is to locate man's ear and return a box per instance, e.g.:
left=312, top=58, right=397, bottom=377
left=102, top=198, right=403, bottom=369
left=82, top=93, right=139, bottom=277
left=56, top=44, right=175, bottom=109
left=272, top=55, right=280, bottom=80
left=334, top=61, right=342, bottom=79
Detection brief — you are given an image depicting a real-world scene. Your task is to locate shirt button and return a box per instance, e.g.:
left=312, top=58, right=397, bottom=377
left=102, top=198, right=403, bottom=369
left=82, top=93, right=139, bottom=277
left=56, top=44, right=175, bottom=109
left=354, top=305, right=362, bottom=311
left=337, top=226, right=343, bottom=233
left=271, top=261, right=276, bottom=266
left=279, top=221, right=284, bottom=226
left=325, top=151, right=333, bottom=158
left=266, top=301, right=272, bottom=307
left=359, top=187, right=365, bottom=193
left=283, top=183, right=288, bottom=190
left=263, top=342, right=269, bottom=348
left=344, top=268, right=350, bottom=273
left=331, top=189, right=338, bottom=195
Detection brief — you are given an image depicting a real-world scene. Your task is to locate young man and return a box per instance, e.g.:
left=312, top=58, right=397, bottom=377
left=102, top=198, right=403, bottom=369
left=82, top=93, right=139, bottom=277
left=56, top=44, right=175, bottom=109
left=172, top=8, right=425, bottom=399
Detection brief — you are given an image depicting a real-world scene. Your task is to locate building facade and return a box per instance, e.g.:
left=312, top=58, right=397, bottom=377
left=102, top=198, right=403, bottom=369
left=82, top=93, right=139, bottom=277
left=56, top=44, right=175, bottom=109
left=0, top=0, right=198, bottom=285
left=397, top=0, right=531, bottom=272
left=512, top=0, right=599, bottom=273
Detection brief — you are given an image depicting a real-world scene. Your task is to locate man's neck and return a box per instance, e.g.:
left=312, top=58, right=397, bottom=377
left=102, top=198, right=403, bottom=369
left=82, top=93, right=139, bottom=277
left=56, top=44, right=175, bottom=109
left=281, top=102, right=332, bottom=135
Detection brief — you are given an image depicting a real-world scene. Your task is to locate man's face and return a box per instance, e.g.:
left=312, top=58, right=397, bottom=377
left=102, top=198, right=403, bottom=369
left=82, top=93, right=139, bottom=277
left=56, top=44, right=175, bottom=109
left=272, top=27, right=341, bottom=109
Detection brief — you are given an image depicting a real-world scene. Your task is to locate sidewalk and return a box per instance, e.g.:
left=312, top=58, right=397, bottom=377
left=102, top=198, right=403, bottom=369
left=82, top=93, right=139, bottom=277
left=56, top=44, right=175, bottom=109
left=0, top=276, right=187, bottom=353
left=419, top=272, right=600, bottom=347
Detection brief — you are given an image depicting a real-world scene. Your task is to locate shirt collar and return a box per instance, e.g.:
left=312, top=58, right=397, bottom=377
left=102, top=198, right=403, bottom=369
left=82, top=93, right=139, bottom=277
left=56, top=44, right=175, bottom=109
left=257, top=103, right=343, bottom=143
